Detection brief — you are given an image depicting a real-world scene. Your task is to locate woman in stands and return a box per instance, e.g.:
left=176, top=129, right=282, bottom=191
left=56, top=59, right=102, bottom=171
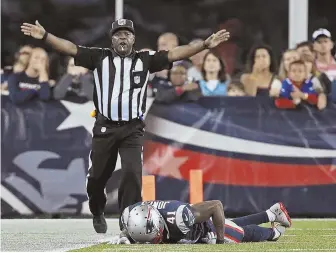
left=197, top=51, right=230, bottom=96
left=8, top=47, right=51, bottom=104
left=240, top=45, right=280, bottom=96
left=53, top=56, right=92, bottom=100
left=1, top=45, right=33, bottom=91
left=278, top=49, right=300, bottom=80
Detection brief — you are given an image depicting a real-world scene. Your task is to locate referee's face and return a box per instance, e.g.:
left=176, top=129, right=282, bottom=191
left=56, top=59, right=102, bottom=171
left=111, top=29, right=135, bottom=56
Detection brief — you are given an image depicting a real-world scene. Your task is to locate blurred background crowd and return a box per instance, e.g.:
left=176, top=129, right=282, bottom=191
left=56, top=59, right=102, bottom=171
left=1, top=29, right=335, bottom=107
left=1, top=0, right=336, bottom=109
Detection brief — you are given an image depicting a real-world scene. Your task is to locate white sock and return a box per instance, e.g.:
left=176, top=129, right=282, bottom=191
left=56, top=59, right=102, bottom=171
left=272, top=227, right=281, bottom=240
left=266, top=209, right=276, bottom=222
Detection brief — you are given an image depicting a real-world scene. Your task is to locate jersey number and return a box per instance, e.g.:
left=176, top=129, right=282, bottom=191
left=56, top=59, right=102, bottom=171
left=166, top=211, right=176, bottom=224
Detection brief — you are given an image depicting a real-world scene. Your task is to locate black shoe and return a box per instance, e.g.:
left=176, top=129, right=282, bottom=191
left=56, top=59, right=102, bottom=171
left=93, top=214, right=107, bottom=233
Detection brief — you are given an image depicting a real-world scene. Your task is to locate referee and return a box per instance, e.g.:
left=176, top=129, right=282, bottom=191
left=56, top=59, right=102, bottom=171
left=21, top=19, right=230, bottom=233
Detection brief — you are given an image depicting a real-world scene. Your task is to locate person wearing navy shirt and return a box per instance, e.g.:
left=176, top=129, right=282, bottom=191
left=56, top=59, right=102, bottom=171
left=270, top=60, right=326, bottom=110
left=1, top=45, right=33, bottom=91
left=155, top=65, right=201, bottom=103
left=120, top=200, right=225, bottom=244
left=8, top=47, right=50, bottom=104
left=117, top=200, right=290, bottom=245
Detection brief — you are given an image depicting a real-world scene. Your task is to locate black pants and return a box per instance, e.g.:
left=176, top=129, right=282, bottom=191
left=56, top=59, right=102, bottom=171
left=86, top=114, right=144, bottom=221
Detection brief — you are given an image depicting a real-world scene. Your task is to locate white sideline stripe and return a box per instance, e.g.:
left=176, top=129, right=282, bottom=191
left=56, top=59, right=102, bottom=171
left=292, top=249, right=336, bottom=251
left=290, top=228, right=336, bottom=230
left=47, top=217, right=336, bottom=220
left=284, top=234, right=336, bottom=237
left=0, top=184, right=33, bottom=214
left=146, top=114, right=336, bottom=158
left=292, top=218, right=336, bottom=221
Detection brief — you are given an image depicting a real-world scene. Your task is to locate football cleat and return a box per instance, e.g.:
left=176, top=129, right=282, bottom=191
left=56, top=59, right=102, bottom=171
left=93, top=214, right=107, bottom=233
left=269, top=202, right=292, bottom=228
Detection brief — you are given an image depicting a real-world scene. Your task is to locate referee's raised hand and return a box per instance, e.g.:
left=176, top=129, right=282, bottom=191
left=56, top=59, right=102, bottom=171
left=204, top=29, right=230, bottom=49
left=21, top=20, right=46, bottom=40
left=20, top=20, right=77, bottom=56
left=167, top=29, right=230, bottom=62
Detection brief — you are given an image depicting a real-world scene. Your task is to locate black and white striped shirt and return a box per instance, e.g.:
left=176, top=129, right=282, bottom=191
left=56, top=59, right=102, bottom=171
left=74, top=46, right=171, bottom=121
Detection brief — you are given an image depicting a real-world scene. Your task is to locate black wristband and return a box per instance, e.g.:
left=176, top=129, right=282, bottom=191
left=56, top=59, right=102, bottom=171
left=42, top=32, right=48, bottom=41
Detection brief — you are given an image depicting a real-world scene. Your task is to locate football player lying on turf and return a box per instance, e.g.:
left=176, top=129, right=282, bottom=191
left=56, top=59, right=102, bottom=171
left=109, top=200, right=291, bottom=244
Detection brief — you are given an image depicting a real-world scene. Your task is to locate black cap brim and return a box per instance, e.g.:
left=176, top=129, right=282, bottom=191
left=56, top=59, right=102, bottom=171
left=313, top=34, right=331, bottom=42
left=110, top=26, right=135, bottom=37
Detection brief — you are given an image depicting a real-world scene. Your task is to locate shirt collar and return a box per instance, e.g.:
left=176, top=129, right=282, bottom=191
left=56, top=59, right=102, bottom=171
left=111, top=48, right=136, bottom=59
left=315, top=56, right=336, bottom=67
left=287, top=78, right=307, bottom=88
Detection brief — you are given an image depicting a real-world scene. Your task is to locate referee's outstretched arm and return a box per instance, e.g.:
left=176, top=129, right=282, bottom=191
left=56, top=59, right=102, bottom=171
left=21, top=20, right=78, bottom=56
left=167, top=29, right=230, bottom=62
left=21, top=20, right=231, bottom=62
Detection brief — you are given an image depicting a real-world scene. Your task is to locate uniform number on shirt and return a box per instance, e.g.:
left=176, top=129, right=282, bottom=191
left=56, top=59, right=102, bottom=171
left=166, top=211, right=176, bottom=224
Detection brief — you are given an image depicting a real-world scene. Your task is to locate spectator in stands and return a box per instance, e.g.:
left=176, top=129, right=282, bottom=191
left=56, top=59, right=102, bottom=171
left=270, top=60, right=326, bottom=110
left=157, top=32, right=179, bottom=52
left=313, top=28, right=336, bottom=82
left=187, top=39, right=209, bottom=81
left=153, top=32, right=191, bottom=84
left=154, top=32, right=179, bottom=80
left=8, top=47, right=51, bottom=104
left=1, top=45, right=33, bottom=91
left=301, top=54, right=324, bottom=93
left=296, top=41, right=332, bottom=94
left=278, top=49, right=300, bottom=80
left=151, top=33, right=178, bottom=89
left=240, top=45, right=280, bottom=96
left=216, top=18, right=244, bottom=76
left=155, top=65, right=200, bottom=103
left=296, top=41, right=315, bottom=59
left=53, top=57, right=93, bottom=100
left=227, top=81, right=246, bottom=96
left=197, top=51, right=230, bottom=96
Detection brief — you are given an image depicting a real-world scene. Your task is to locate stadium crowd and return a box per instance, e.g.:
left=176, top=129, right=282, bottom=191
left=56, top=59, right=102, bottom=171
left=1, top=28, right=335, bottom=110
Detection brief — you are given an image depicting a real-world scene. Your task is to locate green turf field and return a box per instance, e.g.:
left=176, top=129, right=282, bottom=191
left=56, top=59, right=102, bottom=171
left=72, top=220, right=336, bottom=252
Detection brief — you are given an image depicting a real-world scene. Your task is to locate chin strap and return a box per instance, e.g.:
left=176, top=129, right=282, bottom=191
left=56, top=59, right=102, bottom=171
left=162, top=219, right=170, bottom=239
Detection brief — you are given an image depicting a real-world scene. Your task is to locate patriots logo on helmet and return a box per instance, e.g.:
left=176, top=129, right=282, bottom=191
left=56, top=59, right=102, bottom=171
left=118, top=19, right=126, bottom=25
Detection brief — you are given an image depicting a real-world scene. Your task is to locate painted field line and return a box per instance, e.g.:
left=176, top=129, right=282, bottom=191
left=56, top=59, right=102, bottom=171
left=290, top=228, right=336, bottom=231
left=292, top=218, right=336, bottom=221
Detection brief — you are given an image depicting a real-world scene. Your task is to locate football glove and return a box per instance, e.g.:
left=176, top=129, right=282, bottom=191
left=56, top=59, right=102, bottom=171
left=107, top=235, right=131, bottom=244
left=117, top=236, right=131, bottom=244
left=200, top=232, right=217, bottom=244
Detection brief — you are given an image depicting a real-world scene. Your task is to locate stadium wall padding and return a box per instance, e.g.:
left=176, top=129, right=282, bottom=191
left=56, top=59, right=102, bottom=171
left=1, top=95, right=336, bottom=216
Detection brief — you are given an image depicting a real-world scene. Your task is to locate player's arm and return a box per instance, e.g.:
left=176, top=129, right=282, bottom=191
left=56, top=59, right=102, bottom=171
left=190, top=200, right=225, bottom=243
left=167, top=30, right=230, bottom=62
left=21, top=21, right=77, bottom=56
